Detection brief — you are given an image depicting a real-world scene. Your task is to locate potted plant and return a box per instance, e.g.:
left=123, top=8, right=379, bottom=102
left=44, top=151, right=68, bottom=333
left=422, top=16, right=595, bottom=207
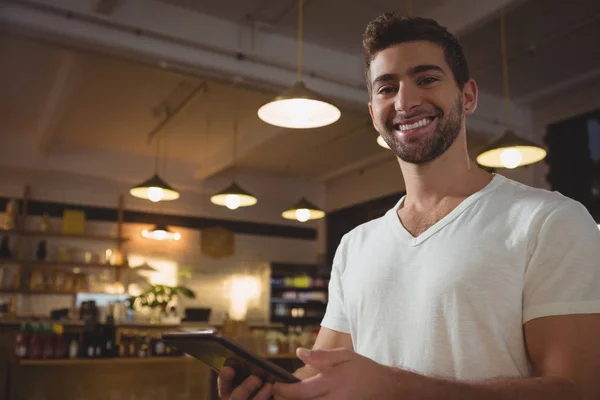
left=127, top=284, right=196, bottom=323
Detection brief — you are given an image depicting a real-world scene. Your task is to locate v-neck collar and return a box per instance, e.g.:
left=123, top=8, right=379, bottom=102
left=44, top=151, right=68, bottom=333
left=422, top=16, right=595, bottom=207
left=387, top=174, right=503, bottom=247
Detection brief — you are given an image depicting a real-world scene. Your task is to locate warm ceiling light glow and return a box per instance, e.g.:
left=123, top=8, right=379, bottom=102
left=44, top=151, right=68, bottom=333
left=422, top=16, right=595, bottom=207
left=499, top=148, right=523, bottom=169
left=141, top=224, right=181, bottom=241
left=258, top=82, right=341, bottom=129
left=477, top=130, right=546, bottom=169
left=130, top=174, right=180, bottom=202
left=211, top=182, right=257, bottom=209
left=282, top=197, right=325, bottom=222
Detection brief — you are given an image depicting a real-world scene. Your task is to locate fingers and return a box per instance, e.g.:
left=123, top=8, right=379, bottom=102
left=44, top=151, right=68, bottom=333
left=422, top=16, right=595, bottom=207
left=252, top=382, right=274, bottom=400
left=218, top=366, right=236, bottom=399
left=229, top=375, right=263, bottom=400
left=273, top=374, right=329, bottom=400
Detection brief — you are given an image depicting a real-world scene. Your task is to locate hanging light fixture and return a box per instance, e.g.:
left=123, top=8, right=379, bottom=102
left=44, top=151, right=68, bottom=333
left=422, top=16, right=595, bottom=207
left=377, top=135, right=391, bottom=150
left=141, top=223, right=181, bottom=241
left=476, top=8, right=546, bottom=169
left=211, top=88, right=258, bottom=210
left=211, top=182, right=257, bottom=210
left=282, top=197, right=325, bottom=222
left=130, top=139, right=180, bottom=202
left=257, top=0, right=340, bottom=129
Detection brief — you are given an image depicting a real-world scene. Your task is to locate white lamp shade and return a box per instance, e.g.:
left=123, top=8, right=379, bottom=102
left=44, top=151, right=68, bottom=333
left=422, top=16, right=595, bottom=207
left=258, top=81, right=341, bottom=129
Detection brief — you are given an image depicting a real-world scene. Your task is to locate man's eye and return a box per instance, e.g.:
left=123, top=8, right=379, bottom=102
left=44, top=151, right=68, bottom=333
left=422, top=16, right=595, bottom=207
left=419, top=77, right=439, bottom=85
left=378, top=86, right=397, bottom=94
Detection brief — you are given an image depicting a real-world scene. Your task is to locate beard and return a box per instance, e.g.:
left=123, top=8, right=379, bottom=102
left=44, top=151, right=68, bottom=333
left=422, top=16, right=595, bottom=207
left=381, top=95, right=463, bottom=164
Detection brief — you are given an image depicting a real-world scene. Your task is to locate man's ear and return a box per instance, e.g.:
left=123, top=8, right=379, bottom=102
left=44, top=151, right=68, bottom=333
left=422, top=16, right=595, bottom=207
left=463, top=79, right=478, bottom=115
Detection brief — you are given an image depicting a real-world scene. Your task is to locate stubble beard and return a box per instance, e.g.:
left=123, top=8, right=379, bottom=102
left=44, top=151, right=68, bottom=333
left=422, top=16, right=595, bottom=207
left=381, top=96, right=463, bottom=164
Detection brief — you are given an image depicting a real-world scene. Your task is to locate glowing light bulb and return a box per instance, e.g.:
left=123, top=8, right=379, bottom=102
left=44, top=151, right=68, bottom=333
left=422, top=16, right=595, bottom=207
left=225, top=195, right=241, bottom=210
left=154, top=230, right=167, bottom=240
left=295, top=208, right=311, bottom=222
left=174, top=232, right=181, bottom=241
left=500, top=148, right=523, bottom=169
left=147, top=186, right=164, bottom=202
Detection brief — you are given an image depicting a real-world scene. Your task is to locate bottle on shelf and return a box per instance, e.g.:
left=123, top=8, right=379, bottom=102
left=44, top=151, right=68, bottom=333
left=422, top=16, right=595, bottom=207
left=35, top=240, right=47, bottom=261
left=27, top=323, right=42, bottom=359
left=68, top=337, right=79, bottom=359
left=53, top=324, right=66, bottom=359
left=14, top=323, right=29, bottom=359
left=104, top=315, right=116, bottom=357
left=41, top=324, right=54, bottom=359
left=0, top=236, right=12, bottom=259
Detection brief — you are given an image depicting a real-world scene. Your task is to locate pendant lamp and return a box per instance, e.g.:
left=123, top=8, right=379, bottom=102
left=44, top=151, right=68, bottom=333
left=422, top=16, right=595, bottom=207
left=130, top=139, right=180, bottom=202
left=211, top=95, right=257, bottom=210
left=476, top=8, right=546, bottom=169
left=141, top=223, right=181, bottom=241
left=282, top=197, right=325, bottom=222
left=257, top=0, right=340, bottom=129
left=211, top=182, right=257, bottom=210
left=377, top=135, right=391, bottom=150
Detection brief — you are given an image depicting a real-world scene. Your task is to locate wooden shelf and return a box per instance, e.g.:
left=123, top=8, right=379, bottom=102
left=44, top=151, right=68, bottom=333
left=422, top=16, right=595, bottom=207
left=0, top=229, right=127, bottom=242
left=0, top=289, right=119, bottom=296
left=17, top=356, right=189, bottom=366
left=271, top=286, right=328, bottom=292
left=0, top=260, right=126, bottom=269
left=271, top=298, right=327, bottom=305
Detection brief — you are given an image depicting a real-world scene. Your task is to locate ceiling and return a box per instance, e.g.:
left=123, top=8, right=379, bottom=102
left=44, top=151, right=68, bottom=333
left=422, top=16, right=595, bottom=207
left=0, top=32, right=391, bottom=187
left=460, top=0, right=600, bottom=102
left=0, top=0, right=598, bottom=195
left=160, top=0, right=445, bottom=54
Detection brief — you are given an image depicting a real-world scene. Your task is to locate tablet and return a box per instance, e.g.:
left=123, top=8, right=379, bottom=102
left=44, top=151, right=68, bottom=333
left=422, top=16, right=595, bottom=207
left=161, top=330, right=300, bottom=385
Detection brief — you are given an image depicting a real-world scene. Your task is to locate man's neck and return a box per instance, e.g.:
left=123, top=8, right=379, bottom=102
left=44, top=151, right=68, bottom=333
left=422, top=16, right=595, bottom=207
left=398, top=136, right=492, bottom=210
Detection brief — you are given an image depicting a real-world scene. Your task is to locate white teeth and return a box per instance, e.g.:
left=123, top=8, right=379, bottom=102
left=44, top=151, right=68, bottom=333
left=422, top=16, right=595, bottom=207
left=398, top=118, right=433, bottom=131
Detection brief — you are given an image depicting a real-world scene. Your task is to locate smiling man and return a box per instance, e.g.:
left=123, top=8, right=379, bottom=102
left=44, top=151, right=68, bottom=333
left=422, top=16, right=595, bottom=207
left=218, top=13, right=600, bottom=400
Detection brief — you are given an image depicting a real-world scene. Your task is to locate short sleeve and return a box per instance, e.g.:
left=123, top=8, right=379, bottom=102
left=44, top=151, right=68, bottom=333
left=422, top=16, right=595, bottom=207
left=321, top=235, right=351, bottom=333
left=523, top=199, right=600, bottom=323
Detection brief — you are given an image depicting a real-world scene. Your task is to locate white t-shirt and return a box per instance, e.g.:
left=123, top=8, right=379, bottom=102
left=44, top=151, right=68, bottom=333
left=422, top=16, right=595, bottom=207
left=321, top=174, right=600, bottom=380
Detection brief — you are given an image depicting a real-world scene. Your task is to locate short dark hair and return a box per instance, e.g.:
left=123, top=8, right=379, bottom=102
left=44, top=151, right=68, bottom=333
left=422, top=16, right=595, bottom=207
left=363, top=13, right=470, bottom=93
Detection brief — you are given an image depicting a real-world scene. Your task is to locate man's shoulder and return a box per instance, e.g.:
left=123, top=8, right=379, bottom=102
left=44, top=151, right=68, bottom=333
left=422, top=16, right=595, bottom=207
left=491, top=174, right=570, bottom=213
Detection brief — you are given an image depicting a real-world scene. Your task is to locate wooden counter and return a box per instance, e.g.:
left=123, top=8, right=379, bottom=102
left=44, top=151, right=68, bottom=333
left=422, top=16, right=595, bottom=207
left=1, top=320, right=300, bottom=400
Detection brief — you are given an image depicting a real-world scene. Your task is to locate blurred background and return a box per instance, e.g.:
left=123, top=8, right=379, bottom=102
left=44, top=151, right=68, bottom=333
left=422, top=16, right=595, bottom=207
left=0, top=0, right=599, bottom=399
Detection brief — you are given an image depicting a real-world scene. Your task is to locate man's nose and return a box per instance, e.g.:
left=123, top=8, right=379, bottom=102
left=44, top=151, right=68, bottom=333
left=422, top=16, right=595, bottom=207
left=394, top=82, right=422, bottom=114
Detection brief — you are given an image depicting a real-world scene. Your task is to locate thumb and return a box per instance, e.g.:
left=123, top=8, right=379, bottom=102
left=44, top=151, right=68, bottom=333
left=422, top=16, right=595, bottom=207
left=296, top=347, right=354, bottom=370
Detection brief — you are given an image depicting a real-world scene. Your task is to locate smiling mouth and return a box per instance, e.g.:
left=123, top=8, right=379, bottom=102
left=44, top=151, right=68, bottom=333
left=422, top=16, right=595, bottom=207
left=394, top=117, right=435, bottom=132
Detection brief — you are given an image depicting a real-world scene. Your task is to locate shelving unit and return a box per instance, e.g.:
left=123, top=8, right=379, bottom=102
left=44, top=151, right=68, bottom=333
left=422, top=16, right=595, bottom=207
left=269, top=263, right=330, bottom=327
left=0, top=185, right=128, bottom=313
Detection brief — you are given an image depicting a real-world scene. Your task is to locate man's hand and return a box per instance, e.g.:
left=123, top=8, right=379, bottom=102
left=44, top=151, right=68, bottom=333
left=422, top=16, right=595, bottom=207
left=217, top=366, right=274, bottom=400
left=273, top=348, right=422, bottom=400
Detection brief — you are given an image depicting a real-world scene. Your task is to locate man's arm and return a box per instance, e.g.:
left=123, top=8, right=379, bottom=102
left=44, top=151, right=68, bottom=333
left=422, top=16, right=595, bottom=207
left=294, top=327, right=353, bottom=379
left=403, top=314, right=600, bottom=400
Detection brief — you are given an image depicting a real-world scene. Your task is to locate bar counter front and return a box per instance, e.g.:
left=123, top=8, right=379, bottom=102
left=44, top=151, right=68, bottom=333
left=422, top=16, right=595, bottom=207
left=0, top=319, right=304, bottom=400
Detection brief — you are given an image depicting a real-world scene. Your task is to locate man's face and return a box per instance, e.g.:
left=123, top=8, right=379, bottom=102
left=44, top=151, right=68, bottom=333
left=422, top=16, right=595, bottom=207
left=368, top=41, right=466, bottom=164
